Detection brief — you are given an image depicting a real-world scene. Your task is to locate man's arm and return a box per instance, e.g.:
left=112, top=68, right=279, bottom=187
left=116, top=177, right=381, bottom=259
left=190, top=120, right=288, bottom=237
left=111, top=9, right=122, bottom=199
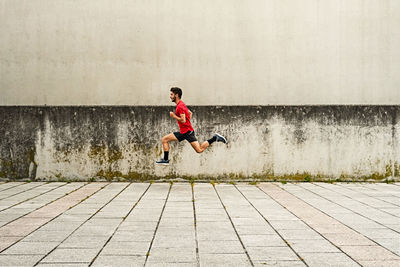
left=170, top=112, right=186, bottom=123
left=188, top=110, right=193, bottom=120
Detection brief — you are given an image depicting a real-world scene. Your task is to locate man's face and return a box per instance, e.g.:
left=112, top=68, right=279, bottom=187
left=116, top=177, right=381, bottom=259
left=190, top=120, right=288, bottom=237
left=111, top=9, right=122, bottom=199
left=170, top=92, right=176, bottom=102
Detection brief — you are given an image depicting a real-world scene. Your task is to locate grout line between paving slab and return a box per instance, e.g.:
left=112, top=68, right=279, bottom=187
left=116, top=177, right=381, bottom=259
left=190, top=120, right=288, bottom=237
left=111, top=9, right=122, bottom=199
left=348, top=183, right=400, bottom=205
left=234, top=185, right=308, bottom=266
left=0, top=182, right=107, bottom=253
left=0, top=183, right=77, bottom=226
left=213, top=184, right=254, bottom=267
left=143, top=183, right=172, bottom=267
left=191, top=183, right=200, bottom=267
left=302, top=183, right=400, bottom=235
left=324, top=183, right=400, bottom=217
left=339, top=183, right=400, bottom=207
left=88, top=183, right=151, bottom=266
left=275, top=183, right=400, bottom=258
left=364, top=182, right=400, bottom=191
left=0, top=182, right=48, bottom=202
left=257, top=184, right=362, bottom=266
left=294, top=183, right=400, bottom=256
left=32, top=182, right=128, bottom=266
left=0, top=182, right=27, bottom=193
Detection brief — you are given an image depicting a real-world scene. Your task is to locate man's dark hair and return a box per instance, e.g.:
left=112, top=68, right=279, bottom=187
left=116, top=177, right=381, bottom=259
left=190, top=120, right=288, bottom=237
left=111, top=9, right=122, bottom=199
left=170, top=87, right=182, bottom=98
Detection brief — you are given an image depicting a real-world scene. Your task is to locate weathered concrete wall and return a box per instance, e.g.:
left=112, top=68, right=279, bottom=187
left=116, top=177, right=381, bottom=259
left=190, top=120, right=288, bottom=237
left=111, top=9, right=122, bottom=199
left=1, top=0, right=400, bottom=105
left=0, top=106, right=398, bottom=181
left=1, top=2, right=398, bottom=181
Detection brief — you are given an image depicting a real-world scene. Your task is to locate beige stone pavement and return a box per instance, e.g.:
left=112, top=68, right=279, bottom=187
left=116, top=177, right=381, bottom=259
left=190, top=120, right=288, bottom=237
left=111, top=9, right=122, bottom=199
left=0, top=182, right=399, bottom=266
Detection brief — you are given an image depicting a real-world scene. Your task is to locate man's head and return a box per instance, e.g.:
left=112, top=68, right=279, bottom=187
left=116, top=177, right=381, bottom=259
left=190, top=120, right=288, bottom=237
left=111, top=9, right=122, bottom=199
left=170, top=87, right=182, bottom=103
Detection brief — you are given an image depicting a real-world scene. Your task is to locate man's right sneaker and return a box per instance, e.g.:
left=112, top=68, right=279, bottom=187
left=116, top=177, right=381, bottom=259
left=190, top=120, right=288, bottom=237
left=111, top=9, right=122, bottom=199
left=156, top=158, right=170, bottom=166
left=214, top=133, right=227, bottom=144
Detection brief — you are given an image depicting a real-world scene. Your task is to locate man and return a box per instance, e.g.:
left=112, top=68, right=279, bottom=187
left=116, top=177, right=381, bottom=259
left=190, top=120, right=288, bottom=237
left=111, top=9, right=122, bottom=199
left=156, top=87, right=227, bottom=165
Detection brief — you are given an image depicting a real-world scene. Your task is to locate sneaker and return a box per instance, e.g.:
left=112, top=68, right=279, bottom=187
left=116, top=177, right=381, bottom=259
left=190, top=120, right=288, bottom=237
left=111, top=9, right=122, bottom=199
left=156, top=158, right=170, bottom=165
left=214, top=133, right=227, bottom=144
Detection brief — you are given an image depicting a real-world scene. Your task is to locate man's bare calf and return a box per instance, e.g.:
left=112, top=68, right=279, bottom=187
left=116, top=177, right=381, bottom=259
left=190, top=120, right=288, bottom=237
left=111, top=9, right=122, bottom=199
left=190, top=141, right=210, bottom=153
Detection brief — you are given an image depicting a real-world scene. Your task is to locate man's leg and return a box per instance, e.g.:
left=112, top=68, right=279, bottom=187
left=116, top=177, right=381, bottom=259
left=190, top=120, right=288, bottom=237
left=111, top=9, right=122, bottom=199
left=161, top=133, right=178, bottom=160
left=190, top=133, right=227, bottom=153
left=190, top=141, right=210, bottom=153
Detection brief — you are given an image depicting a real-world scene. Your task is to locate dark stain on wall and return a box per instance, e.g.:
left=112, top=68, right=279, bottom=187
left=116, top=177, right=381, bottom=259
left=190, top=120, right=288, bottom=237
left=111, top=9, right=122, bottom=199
left=0, top=107, right=43, bottom=178
left=0, top=105, right=399, bottom=179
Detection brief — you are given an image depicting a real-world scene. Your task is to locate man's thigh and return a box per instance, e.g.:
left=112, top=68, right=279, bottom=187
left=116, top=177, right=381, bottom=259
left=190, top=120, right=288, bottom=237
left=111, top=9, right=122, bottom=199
left=163, top=133, right=179, bottom=142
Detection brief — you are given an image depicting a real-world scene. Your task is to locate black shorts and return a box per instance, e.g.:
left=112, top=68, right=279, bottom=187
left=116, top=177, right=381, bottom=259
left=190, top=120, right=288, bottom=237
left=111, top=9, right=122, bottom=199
left=174, top=130, right=197, bottom=143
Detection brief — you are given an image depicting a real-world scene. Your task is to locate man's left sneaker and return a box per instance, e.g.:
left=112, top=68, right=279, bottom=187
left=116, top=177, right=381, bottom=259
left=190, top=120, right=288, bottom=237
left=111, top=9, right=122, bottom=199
left=214, top=133, right=227, bottom=144
left=156, top=158, right=170, bottom=165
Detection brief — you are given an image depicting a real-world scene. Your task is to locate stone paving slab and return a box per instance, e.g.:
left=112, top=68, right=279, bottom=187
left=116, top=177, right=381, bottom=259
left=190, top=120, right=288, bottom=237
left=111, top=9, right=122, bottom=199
left=0, top=183, right=45, bottom=201
left=0, top=182, right=25, bottom=192
left=0, top=183, right=85, bottom=227
left=0, top=182, right=398, bottom=266
left=0, top=183, right=107, bottom=252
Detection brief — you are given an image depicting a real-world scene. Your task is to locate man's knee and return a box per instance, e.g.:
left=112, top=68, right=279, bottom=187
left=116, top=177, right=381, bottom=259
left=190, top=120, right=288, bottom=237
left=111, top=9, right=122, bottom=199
left=161, top=136, right=168, bottom=143
left=195, top=148, right=203, bottom=154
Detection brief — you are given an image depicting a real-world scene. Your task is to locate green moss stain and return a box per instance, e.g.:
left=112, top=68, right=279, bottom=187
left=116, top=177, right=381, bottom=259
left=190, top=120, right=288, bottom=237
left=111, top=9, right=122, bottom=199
left=364, top=172, right=387, bottom=181
left=87, top=144, right=124, bottom=164
left=88, top=168, right=400, bottom=182
left=395, top=162, right=400, bottom=177
left=95, top=169, right=155, bottom=182
left=27, top=149, right=35, bottom=163
left=96, top=169, right=122, bottom=181
left=108, top=149, right=123, bottom=162
left=303, top=175, right=312, bottom=182
left=0, top=159, right=18, bottom=178
left=6, top=139, right=398, bottom=183
left=88, top=144, right=107, bottom=159
left=0, top=170, right=7, bottom=178
left=385, top=164, right=392, bottom=177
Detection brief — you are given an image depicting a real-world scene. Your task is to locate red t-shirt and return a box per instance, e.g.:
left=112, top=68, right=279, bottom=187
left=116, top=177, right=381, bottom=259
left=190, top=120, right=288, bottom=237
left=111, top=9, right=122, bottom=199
left=175, top=100, right=194, bottom=133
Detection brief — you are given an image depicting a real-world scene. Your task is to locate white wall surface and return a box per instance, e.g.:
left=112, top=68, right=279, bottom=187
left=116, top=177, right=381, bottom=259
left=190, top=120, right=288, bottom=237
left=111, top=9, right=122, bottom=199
left=1, top=0, right=400, bottom=105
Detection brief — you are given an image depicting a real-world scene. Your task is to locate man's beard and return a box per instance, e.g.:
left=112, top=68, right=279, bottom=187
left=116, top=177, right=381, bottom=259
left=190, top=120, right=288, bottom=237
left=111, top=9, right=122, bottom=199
left=171, top=96, right=176, bottom=102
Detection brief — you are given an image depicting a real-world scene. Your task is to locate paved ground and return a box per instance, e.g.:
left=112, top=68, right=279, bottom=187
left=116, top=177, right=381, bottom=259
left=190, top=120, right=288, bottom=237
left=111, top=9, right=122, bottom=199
left=0, top=182, right=399, bottom=267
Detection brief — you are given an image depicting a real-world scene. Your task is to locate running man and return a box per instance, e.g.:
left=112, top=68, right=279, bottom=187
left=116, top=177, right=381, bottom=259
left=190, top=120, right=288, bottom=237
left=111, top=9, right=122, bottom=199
left=156, top=87, right=227, bottom=165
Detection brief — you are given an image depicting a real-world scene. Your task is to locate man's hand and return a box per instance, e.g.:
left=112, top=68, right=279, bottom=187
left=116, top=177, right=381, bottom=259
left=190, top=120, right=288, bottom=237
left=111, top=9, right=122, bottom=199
left=189, top=110, right=193, bottom=120
left=170, top=112, right=186, bottom=123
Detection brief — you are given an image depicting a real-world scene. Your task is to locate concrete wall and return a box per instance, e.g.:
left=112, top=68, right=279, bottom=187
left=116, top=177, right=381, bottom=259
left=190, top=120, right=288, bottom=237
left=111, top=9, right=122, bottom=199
left=1, top=2, right=399, bottom=180
left=1, top=0, right=400, bottom=105
left=0, top=106, right=398, bottom=181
